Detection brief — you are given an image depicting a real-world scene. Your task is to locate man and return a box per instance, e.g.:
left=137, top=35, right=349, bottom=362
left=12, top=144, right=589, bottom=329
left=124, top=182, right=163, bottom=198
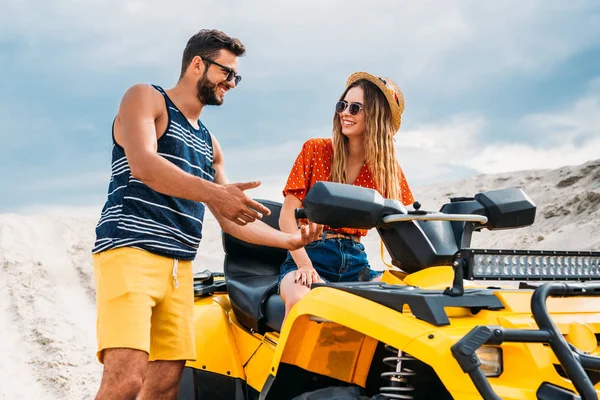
left=91, top=29, right=322, bottom=399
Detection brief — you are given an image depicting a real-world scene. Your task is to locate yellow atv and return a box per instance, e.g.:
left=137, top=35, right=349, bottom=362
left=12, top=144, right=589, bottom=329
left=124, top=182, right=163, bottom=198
left=178, top=181, right=600, bottom=400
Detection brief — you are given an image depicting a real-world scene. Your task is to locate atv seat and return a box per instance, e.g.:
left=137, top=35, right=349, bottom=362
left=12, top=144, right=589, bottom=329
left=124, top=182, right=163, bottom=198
left=222, top=200, right=288, bottom=333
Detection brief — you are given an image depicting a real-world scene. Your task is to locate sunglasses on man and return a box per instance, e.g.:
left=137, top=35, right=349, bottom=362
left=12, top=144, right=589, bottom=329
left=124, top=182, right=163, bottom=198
left=204, top=59, right=242, bottom=86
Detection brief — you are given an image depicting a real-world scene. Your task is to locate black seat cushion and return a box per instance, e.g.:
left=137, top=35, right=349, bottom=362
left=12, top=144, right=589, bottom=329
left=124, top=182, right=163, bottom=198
left=223, top=199, right=288, bottom=333
left=264, top=294, right=285, bottom=332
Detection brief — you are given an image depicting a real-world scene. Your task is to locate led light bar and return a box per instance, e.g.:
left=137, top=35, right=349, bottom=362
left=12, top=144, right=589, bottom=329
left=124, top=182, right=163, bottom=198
left=460, top=249, right=600, bottom=281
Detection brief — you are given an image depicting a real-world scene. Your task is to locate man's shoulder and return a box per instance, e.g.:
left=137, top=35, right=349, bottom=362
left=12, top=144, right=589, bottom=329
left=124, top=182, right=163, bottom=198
left=122, top=83, right=162, bottom=100
left=118, top=83, right=165, bottom=117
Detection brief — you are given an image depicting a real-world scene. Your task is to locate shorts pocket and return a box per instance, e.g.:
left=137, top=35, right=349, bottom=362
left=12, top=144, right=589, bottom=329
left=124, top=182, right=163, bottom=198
left=94, top=248, right=139, bottom=300
left=355, top=242, right=366, bottom=254
left=304, top=240, right=323, bottom=250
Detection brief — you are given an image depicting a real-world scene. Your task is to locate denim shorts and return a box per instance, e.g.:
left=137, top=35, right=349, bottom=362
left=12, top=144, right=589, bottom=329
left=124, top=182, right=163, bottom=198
left=278, top=231, right=381, bottom=289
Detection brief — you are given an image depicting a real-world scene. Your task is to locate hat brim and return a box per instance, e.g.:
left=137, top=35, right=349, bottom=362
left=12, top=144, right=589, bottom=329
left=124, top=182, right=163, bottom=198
left=346, top=72, right=404, bottom=132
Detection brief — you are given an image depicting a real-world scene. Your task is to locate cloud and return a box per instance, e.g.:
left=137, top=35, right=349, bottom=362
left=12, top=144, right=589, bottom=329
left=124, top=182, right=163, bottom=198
left=469, top=139, right=600, bottom=173
left=394, top=115, right=486, bottom=184
left=243, top=177, right=288, bottom=204
left=520, top=83, right=600, bottom=145
left=13, top=204, right=103, bottom=217
left=14, top=171, right=110, bottom=193
left=3, top=0, right=599, bottom=89
left=395, top=80, right=600, bottom=180
left=476, top=82, right=600, bottom=173
left=216, top=76, right=600, bottom=189
left=1, top=0, right=599, bottom=211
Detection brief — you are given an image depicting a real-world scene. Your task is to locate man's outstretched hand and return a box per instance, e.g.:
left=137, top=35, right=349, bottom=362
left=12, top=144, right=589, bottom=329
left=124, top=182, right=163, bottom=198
left=285, top=221, right=324, bottom=251
left=210, top=180, right=272, bottom=226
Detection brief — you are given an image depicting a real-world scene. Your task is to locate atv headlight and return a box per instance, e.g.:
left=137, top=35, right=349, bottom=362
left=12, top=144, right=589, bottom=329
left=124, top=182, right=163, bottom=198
left=463, top=249, right=600, bottom=280
left=476, top=347, right=503, bottom=377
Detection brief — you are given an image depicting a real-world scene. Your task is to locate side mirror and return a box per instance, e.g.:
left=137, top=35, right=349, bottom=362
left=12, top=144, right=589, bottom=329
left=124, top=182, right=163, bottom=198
left=475, top=187, right=536, bottom=230
left=302, top=181, right=406, bottom=229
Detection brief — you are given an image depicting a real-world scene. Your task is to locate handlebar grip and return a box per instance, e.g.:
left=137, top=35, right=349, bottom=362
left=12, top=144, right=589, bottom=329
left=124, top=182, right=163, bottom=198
left=295, top=208, right=307, bottom=220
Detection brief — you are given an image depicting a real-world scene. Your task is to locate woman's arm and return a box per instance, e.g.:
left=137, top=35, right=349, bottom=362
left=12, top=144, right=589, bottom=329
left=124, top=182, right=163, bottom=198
left=279, top=193, right=324, bottom=287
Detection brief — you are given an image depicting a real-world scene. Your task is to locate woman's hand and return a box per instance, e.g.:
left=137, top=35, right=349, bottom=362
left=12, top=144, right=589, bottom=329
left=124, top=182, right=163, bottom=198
left=294, top=265, right=324, bottom=288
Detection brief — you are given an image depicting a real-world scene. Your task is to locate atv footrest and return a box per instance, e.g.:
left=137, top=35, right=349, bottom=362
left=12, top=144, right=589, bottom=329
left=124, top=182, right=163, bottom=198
left=312, top=282, right=504, bottom=326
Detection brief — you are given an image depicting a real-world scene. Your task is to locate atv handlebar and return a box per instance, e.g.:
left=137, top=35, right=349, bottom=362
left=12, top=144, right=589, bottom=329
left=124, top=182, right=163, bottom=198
left=294, top=208, right=307, bottom=220
left=294, top=208, right=488, bottom=225
left=382, top=212, right=488, bottom=224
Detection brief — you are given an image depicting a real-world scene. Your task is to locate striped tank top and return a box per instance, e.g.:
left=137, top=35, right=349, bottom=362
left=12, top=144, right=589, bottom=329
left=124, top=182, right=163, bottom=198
left=92, top=85, right=215, bottom=260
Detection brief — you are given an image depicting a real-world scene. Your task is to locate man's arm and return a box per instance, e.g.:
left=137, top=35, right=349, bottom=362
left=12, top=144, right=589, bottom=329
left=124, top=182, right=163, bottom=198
left=114, top=84, right=270, bottom=225
left=208, top=134, right=322, bottom=250
left=279, top=193, right=314, bottom=266
left=279, top=193, right=324, bottom=286
left=209, top=204, right=319, bottom=250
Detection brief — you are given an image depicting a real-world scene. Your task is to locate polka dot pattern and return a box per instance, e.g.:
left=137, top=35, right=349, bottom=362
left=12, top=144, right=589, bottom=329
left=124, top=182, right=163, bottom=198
left=283, top=138, right=414, bottom=236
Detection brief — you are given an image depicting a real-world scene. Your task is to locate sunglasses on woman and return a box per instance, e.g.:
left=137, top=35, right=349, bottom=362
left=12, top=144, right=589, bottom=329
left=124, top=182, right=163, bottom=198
left=335, top=100, right=363, bottom=116
left=204, top=59, right=242, bottom=86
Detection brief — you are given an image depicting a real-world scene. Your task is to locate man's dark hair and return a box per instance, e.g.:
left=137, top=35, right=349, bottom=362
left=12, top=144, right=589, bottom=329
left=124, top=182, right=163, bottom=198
left=180, top=29, right=246, bottom=78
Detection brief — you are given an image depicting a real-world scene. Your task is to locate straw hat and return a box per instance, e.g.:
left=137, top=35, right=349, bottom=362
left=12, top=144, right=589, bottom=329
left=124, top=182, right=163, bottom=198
left=345, top=72, right=405, bottom=132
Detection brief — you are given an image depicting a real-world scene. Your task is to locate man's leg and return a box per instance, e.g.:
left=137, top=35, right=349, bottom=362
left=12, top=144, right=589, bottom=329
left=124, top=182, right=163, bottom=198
left=138, top=360, right=186, bottom=399
left=141, top=259, right=195, bottom=399
left=95, top=348, right=148, bottom=400
left=93, top=248, right=165, bottom=399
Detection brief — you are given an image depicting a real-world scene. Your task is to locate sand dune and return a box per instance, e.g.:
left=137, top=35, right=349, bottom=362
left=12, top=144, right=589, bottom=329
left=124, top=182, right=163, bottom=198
left=0, top=215, right=99, bottom=399
left=0, top=159, right=598, bottom=399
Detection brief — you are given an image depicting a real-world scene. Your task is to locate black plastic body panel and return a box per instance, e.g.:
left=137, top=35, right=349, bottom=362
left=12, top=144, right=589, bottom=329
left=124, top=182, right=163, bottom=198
left=537, top=383, right=580, bottom=399
left=303, top=181, right=406, bottom=229
left=474, top=187, right=536, bottom=230
left=178, top=367, right=259, bottom=400
left=377, top=220, right=459, bottom=273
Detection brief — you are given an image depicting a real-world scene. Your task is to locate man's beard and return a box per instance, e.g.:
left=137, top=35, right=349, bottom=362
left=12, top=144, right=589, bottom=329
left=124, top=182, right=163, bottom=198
left=196, top=72, right=223, bottom=106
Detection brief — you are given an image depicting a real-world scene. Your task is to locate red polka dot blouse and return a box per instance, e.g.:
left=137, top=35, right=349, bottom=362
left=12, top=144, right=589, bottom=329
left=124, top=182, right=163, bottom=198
left=283, top=138, right=414, bottom=236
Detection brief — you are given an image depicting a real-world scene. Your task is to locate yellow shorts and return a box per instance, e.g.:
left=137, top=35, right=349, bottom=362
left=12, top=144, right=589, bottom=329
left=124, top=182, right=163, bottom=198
left=92, top=247, right=195, bottom=363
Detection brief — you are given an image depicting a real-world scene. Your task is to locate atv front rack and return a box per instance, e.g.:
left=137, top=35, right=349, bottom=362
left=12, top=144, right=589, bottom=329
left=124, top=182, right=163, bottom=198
left=451, top=282, right=600, bottom=400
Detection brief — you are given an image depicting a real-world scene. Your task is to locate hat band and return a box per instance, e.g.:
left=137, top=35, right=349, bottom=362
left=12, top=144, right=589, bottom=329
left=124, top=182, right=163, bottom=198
left=378, top=77, right=400, bottom=105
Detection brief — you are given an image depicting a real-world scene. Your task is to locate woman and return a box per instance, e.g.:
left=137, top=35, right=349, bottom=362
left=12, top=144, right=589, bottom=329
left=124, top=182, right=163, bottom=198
left=278, top=72, right=415, bottom=316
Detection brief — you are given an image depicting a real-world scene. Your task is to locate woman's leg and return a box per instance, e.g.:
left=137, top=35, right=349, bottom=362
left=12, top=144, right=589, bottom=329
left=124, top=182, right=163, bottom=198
left=279, top=272, right=311, bottom=317
left=279, top=238, right=342, bottom=319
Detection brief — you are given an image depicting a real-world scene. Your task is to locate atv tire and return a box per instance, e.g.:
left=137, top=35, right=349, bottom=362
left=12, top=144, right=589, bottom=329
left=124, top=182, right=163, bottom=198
left=291, top=386, right=371, bottom=400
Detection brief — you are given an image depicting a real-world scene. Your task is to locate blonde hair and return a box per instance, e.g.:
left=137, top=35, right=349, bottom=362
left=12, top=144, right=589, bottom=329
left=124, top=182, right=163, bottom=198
left=331, top=79, right=400, bottom=200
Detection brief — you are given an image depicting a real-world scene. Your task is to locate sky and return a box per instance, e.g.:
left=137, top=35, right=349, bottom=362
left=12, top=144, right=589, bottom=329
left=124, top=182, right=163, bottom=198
left=1, top=0, right=599, bottom=213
